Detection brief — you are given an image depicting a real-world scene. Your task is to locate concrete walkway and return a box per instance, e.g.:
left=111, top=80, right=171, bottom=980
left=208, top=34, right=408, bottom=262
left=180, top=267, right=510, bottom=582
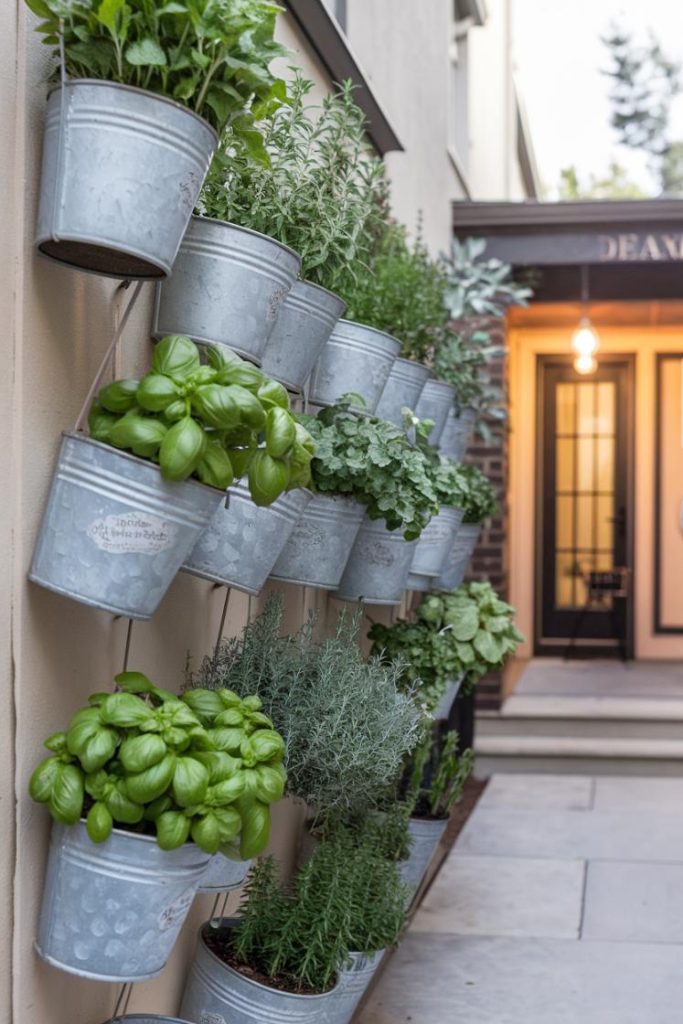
left=357, top=772, right=683, bottom=1024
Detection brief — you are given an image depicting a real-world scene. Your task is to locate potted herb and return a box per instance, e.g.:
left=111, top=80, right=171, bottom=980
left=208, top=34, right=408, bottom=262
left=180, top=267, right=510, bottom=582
left=408, top=448, right=470, bottom=590
left=27, top=0, right=286, bottom=278
left=189, top=596, right=422, bottom=824
left=270, top=402, right=438, bottom=595
left=399, top=728, right=475, bottom=897
left=30, top=671, right=286, bottom=981
left=30, top=336, right=314, bottom=617
left=163, top=74, right=385, bottom=387
left=437, top=465, right=497, bottom=590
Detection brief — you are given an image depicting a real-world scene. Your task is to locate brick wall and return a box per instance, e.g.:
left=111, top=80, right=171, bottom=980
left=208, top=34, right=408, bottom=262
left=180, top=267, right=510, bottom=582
left=463, top=317, right=509, bottom=711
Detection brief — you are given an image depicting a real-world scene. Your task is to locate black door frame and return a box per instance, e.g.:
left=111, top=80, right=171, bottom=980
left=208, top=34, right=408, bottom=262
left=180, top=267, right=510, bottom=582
left=534, top=353, right=635, bottom=657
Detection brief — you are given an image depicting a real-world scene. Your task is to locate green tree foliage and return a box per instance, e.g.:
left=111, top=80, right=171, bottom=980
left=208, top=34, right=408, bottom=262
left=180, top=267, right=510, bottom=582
left=558, top=161, right=647, bottom=200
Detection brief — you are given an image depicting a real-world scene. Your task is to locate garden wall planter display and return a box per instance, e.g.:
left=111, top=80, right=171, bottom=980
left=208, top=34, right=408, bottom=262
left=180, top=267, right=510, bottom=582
left=182, top=483, right=312, bottom=595
left=433, top=676, right=465, bottom=720
left=269, top=494, right=365, bottom=589
left=181, top=922, right=342, bottom=1024
left=197, top=854, right=251, bottom=895
left=153, top=217, right=301, bottom=364
left=414, top=379, right=456, bottom=446
left=260, top=281, right=347, bottom=393
left=374, top=358, right=431, bottom=426
left=335, top=518, right=418, bottom=605
left=407, top=506, right=464, bottom=589
left=439, top=407, right=476, bottom=462
left=36, top=822, right=211, bottom=982
left=399, top=817, right=448, bottom=898
left=308, top=320, right=400, bottom=413
left=437, top=523, right=481, bottom=591
left=29, top=434, right=222, bottom=619
left=36, top=81, right=216, bottom=279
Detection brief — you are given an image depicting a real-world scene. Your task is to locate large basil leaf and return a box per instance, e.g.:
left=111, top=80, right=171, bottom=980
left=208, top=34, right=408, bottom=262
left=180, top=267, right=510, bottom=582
left=211, top=774, right=247, bottom=804
left=223, top=385, right=266, bottom=429
left=155, top=810, right=191, bottom=850
left=119, top=734, right=167, bottom=773
left=265, top=407, right=296, bottom=458
left=254, top=764, right=285, bottom=804
left=196, top=441, right=235, bottom=490
left=172, top=757, right=209, bottom=807
left=49, top=764, right=85, bottom=825
left=98, top=379, right=139, bottom=414
left=182, top=688, right=225, bottom=724
left=152, top=335, right=201, bottom=382
left=29, top=756, right=61, bottom=803
left=137, top=373, right=181, bottom=412
left=100, top=693, right=155, bottom=729
left=86, top=801, right=114, bottom=843
left=249, top=729, right=285, bottom=763
left=191, top=812, right=222, bottom=854
left=247, top=451, right=289, bottom=506
left=125, top=753, right=176, bottom=803
left=109, top=414, right=168, bottom=458
left=238, top=799, right=271, bottom=859
left=158, top=417, right=207, bottom=481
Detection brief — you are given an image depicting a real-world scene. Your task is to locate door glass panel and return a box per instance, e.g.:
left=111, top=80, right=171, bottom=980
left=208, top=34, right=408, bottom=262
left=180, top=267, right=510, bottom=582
left=556, top=495, right=573, bottom=548
left=576, top=437, right=595, bottom=491
left=556, top=439, right=574, bottom=491
left=596, top=437, right=615, bottom=493
left=596, top=495, right=614, bottom=550
left=577, top=383, right=596, bottom=435
left=556, top=383, right=575, bottom=434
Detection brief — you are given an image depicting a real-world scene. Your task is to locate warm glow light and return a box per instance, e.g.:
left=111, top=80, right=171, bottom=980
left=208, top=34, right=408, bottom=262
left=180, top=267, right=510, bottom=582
left=574, top=353, right=597, bottom=375
left=571, top=318, right=600, bottom=356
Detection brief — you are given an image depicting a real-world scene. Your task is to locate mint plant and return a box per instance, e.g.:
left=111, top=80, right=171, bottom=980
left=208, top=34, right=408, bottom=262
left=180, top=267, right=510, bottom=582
left=24, top=0, right=287, bottom=141
left=460, top=465, right=498, bottom=524
left=89, top=335, right=314, bottom=504
left=200, top=74, right=388, bottom=292
left=29, top=671, right=286, bottom=857
left=300, top=401, right=439, bottom=539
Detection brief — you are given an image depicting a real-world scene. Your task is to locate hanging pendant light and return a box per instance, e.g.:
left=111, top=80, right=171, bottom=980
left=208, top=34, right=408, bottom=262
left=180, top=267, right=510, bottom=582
left=572, top=265, right=599, bottom=373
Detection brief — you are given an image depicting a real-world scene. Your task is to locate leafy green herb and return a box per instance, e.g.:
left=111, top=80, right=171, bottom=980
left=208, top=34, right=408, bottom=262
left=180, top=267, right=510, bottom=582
left=300, top=401, right=439, bottom=540
left=406, top=727, right=474, bottom=820
left=29, top=671, right=286, bottom=856
left=459, top=465, right=498, bottom=524
left=199, top=73, right=388, bottom=291
left=89, top=335, right=314, bottom=504
left=25, top=0, right=288, bottom=138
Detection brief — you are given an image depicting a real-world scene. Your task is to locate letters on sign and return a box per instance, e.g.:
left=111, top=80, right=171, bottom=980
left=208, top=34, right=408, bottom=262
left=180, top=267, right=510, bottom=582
left=597, top=233, right=683, bottom=262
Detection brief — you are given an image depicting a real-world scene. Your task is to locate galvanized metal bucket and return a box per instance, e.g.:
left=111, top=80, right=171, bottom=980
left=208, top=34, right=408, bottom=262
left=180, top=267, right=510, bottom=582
left=409, top=506, right=464, bottom=584
left=436, top=523, right=481, bottom=591
left=36, top=821, right=211, bottom=982
left=182, top=484, right=312, bottom=595
left=29, top=433, right=223, bottom=619
left=36, top=80, right=216, bottom=279
left=180, top=921, right=342, bottom=1024
left=399, top=817, right=448, bottom=898
left=308, top=320, right=400, bottom=414
left=325, top=950, right=385, bottom=1024
left=415, top=379, right=456, bottom=446
left=153, top=217, right=301, bottom=364
left=261, top=281, right=347, bottom=394
left=197, top=854, right=251, bottom=895
left=439, top=407, right=476, bottom=462
left=433, top=675, right=465, bottom=719
left=269, top=494, right=365, bottom=590
left=335, top=518, right=418, bottom=605
left=374, top=358, right=431, bottom=426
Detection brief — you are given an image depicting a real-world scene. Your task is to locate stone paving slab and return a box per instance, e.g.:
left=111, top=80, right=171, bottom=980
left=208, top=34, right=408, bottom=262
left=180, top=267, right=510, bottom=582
left=457, top=805, right=683, bottom=861
left=582, top=859, right=683, bottom=943
left=412, top=854, right=585, bottom=938
left=478, top=773, right=593, bottom=811
left=593, top=775, right=683, bottom=812
left=357, top=933, right=683, bottom=1024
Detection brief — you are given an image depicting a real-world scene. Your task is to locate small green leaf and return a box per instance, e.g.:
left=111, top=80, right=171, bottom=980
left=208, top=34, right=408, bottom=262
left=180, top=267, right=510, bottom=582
left=156, top=810, right=191, bottom=850
left=86, top=801, right=113, bottom=843
left=49, top=765, right=84, bottom=826
left=125, top=38, right=167, bottom=67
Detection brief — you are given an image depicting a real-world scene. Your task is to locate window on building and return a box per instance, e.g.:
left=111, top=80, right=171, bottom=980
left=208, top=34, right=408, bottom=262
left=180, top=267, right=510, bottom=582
left=450, top=3, right=471, bottom=178
left=322, top=0, right=347, bottom=33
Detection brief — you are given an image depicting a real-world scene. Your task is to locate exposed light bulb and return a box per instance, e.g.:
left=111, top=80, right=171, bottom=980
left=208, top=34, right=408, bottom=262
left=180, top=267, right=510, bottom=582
left=571, top=317, right=600, bottom=356
left=574, top=353, right=597, bottom=375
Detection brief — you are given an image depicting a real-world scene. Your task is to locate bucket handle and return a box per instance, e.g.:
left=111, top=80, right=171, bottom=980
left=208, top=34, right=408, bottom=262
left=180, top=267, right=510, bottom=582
left=51, top=21, right=69, bottom=242
left=73, top=280, right=145, bottom=433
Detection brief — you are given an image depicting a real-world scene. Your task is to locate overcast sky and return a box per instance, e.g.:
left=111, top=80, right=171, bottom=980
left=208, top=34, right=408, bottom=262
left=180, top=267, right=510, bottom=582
left=513, top=0, right=683, bottom=198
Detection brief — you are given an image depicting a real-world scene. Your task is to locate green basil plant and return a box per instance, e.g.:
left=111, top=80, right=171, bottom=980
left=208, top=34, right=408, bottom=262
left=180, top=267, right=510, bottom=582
left=25, top=0, right=288, bottom=147
left=369, top=581, right=524, bottom=710
left=89, top=335, right=315, bottom=506
left=460, top=465, right=498, bottom=524
left=299, top=400, right=438, bottom=540
left=29, top=671, right=286, bottom=858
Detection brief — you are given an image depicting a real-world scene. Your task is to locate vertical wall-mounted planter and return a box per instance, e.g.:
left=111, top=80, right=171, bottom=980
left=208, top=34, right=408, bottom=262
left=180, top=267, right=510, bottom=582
left=335, top=518, right=418, bottom=605
left=183, top=484, right=312, bottom=595
left=308, top=320, right=400, bottom=414
left=181, top=922, right=342, bottom=1024
left=270, top=494, right=365, bottom=590
left=439, top=407, right=476, bottom=462
left=406, top=506, right=464, bottom=590
left=29, top=434, right=223, bottom=619
left=414, top=379, right=456, bottom=446
left=433, top=675, right=465, bottom=719
left=197, top=854, right=251, bottom=895
left=260, top=281, right=347, bottom=394
left=374, top=359, right=431, bottom=426
left=437, top=523, right=481, bottom=591
left=153, top=217, right=301, bottom=364
left=399, top=817, right=448, bottom=899
left=36, top=81, right=216, bottom=279
left=35, top=822, right=211, bottom=982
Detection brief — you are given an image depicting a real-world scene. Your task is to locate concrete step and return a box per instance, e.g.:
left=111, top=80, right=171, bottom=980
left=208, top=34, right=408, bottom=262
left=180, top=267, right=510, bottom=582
left=474, top=734, right=683, bottom=778
left=477, top=697, right=683, bottom=740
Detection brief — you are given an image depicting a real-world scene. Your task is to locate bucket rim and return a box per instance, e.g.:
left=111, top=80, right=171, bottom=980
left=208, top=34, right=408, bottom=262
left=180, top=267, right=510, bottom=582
left=189, top=214, right=301, bottom=265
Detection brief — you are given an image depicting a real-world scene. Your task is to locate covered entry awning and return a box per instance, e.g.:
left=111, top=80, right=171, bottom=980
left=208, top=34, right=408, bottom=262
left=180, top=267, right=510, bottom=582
left=452, top=199, right=683, bottom=303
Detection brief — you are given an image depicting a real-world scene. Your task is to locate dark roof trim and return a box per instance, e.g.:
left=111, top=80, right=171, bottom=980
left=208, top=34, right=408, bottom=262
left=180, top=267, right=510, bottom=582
left=283, top=0, right=403, bottom=155
left=453, top=198, right=683, bottom=232
left=456, top=0, right=487, bottom=26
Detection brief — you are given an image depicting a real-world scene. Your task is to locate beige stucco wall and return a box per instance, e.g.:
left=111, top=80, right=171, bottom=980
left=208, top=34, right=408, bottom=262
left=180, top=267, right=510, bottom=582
left=508, top=313, right=683, bottom=662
